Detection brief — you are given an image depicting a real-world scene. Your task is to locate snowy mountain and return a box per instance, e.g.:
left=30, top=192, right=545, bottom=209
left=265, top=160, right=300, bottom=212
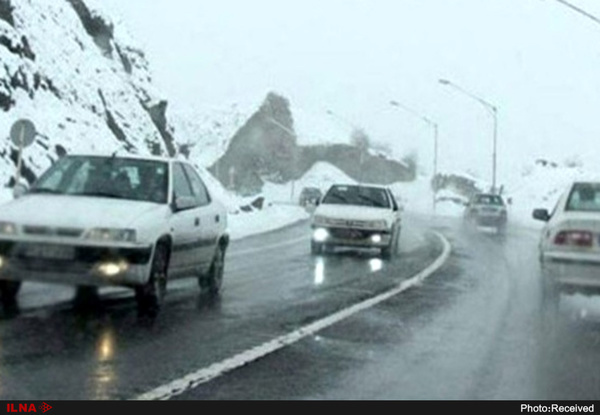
left=0, top=0, right=175, bottom=184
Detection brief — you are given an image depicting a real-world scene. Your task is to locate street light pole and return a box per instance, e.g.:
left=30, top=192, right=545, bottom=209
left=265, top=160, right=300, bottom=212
left=551, top=0, right=600, bottom=26
left=389, top=100, right=439, bottom=212
left=439, top=79, right=499, bottom=193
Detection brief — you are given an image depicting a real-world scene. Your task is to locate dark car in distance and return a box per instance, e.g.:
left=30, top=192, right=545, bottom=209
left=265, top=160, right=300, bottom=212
left=463, top=193, right=508, bottom=233
left=299, top=187, right=323, bottom=207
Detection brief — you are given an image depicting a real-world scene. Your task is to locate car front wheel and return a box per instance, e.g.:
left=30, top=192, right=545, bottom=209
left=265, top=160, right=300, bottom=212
left=381, top=228, right=399, bottom=260
left=136, top=243, right=168, bottom=317
left=0, top=280, right=21, bottom=305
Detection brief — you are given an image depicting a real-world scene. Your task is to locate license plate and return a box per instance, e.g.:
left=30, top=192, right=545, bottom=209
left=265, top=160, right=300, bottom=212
left=23, top=244, right=75, bottom=260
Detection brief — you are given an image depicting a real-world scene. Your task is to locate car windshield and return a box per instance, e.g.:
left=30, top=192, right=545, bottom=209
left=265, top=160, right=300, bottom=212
left=473, top=194, right=504, bottom=206
left=30, top=155, right=169, bottom=203
left=565, top=183, right=600, bottom=212
left=322, top=185, right=390, bottom=208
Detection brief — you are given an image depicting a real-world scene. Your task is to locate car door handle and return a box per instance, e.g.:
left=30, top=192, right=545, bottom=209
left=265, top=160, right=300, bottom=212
left=194, top=218, right=200, bottom=226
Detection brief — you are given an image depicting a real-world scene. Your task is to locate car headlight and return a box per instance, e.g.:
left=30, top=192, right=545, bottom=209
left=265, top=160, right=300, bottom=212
left=84, top=228, right=136, bottom=242
left=0, top=221, right=17, bottom=235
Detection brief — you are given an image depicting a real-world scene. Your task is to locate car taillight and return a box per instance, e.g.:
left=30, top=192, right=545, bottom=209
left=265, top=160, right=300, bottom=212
left=553, top=230, right=593, bottom=247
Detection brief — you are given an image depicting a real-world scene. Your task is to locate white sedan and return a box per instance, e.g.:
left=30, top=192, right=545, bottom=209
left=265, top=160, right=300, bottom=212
left=310, top=184, right=402, bottom=259
left=0, top=153, right=229, bottom=316
left=533, top=181, right=600, bottom=308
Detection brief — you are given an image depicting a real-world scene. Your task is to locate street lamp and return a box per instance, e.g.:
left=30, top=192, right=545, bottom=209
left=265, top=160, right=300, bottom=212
left=439, top=79, right=499, bottom=193
left=389, top=100, right=439, bottom=212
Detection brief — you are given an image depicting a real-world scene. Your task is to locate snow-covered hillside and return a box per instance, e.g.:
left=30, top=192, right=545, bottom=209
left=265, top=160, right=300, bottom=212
left=0, top=0, right=172, bottom=181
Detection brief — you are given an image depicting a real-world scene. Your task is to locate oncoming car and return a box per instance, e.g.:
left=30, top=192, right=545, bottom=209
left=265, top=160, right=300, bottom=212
left=0, top=154, right=229, bottom=316
left=310, top=184, right=401, bottom=259
left=533, top=181, right=600, bottom=308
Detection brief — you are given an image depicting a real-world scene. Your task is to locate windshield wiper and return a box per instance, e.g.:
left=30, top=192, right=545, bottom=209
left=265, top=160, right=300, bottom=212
left=72, top=191, right=124, bottom=199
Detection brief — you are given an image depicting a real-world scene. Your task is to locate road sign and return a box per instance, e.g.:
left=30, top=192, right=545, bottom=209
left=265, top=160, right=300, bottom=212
left=10, top=119, right=36, bottom=148
left=9, top=119, right=36, bottom=186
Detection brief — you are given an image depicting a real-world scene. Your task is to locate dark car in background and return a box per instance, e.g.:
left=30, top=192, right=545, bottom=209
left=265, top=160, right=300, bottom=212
left=299, top=187, right=323, bottom=207
left=463, top=193, right=508, bottom=233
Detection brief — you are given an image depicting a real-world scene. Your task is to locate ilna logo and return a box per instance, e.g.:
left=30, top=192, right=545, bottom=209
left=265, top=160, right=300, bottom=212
left=6, top=403, right=52, bottom=413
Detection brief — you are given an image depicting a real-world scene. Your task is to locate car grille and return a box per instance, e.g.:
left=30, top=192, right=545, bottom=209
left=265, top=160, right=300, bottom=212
left=329, top=228, right=381, bottom=239
left=323, top=218, right=379, bottom=229
left=22, top=226, right=84, bottom=238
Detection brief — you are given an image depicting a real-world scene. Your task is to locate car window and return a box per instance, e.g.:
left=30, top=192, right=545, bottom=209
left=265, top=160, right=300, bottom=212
left=172, top=162, right=195, bottom=201
left=473, top=195, right=504, bottom=206
left=322, top=185, right=391, bottom=208
left=183, top=163, right=211, bottom=206
left=31, top=155, right=168, bottom=203
left=565, top=183, right=600, bottom=212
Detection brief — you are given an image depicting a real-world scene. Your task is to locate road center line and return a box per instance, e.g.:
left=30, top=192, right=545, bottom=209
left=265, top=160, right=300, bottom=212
left=132, top=231, right=452, bottom=401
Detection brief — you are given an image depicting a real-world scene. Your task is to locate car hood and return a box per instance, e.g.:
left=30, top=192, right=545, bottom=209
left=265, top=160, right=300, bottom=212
left=0, top=194, right=165, bottom=229
left=313, top=204, right=394, bottom=221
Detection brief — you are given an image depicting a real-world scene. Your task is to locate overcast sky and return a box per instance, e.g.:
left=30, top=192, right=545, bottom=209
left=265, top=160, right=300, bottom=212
left=102, top=0, right=600, bottom=186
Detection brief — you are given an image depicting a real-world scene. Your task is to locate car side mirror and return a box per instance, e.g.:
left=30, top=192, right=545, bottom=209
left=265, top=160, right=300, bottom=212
left=172, top=195, right=197, bottom=212
left=532, top=208, right=550, bottom=222
left=12, top=182, right=28, bottom=199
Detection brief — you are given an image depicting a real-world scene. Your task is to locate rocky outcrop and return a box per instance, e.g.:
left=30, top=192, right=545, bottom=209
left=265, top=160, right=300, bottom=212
left=208, top=92, right=412, bottom=196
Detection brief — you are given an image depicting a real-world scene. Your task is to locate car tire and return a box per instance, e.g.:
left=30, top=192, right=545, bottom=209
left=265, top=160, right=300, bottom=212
left=135, top=243, right=168, bottom=317
left=311, top=241, right=324, bottom=255
left=0, top=280, right=21, bottom=305
left=200, top=244, right=225, bottom=297
left=381, top=227, right=398, bottom=260
left=73, top=285, right=100, bottom=310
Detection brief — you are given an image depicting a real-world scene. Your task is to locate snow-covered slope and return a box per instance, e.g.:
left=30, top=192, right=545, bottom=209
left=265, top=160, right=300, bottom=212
left=0, top=0, right=171, bottom=184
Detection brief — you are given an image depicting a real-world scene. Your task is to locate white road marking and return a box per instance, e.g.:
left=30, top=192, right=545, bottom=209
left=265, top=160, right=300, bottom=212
left=132, top=231, right=452, bottom=401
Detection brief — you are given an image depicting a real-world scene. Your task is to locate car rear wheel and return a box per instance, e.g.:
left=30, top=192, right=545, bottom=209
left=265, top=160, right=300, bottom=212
left=135, top=243, right=168, bottom=317
left=200, top=245, right=225, bottom=297
left=0, top=280, right=21, bottom=305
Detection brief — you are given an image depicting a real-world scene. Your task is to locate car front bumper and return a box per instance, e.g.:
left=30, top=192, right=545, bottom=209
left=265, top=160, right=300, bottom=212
left=541, top=252, right=600, bottom=294
left=0, top=240, right=153, bottom=287
left=311, top=226, right=392, bottom=249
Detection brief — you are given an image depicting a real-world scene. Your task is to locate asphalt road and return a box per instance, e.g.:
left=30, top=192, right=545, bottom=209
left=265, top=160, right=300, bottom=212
left=1, top=212, right=599, bottom=400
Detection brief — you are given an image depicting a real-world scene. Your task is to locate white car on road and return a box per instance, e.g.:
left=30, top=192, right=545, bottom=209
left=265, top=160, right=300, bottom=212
left=0, top=153, right=229, bottom=316
left=310, top=184, right=402, bottom=259
left=533, top=181, right=600, bottom=308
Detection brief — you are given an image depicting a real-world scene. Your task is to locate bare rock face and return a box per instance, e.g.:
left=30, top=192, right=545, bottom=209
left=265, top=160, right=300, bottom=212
left=209, top=92, right=412, bottom=196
